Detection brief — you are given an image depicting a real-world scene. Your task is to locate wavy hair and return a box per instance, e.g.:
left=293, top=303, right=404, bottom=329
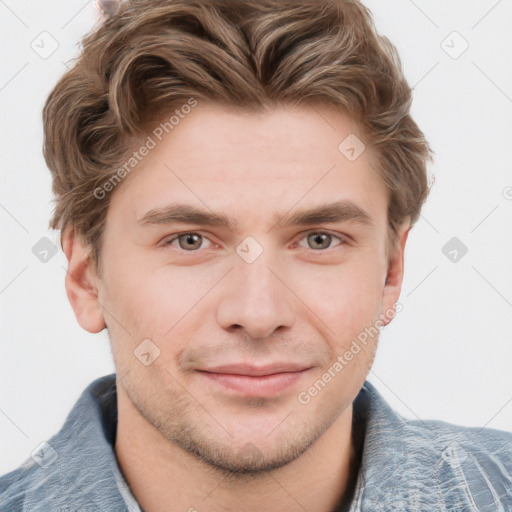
left=43, top=0, right=433, bottom=272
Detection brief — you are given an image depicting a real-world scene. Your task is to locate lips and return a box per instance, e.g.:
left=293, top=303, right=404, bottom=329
left=196, top=362, right=312, bottom=396
left=198, top=362, right=311, bottom=377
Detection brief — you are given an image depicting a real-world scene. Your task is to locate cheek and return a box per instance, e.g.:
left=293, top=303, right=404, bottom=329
left=292, top=256, right=385, bottom=334
left=102, top=261, right=225, bottom=341
left=299, top=267, right=384, bottom=390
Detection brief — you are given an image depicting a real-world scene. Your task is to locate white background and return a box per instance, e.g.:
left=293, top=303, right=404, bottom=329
left=1, top=0, right=511, bottom=475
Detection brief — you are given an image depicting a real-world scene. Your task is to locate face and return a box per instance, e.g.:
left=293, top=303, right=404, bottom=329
left=66, top=102, right=407, bottom=475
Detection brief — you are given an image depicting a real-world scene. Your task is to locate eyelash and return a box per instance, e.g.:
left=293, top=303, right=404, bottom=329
left=163, top=230, right=345, bottom=253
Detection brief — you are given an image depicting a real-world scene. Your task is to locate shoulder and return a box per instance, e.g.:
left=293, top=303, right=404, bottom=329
left=0, top=374, right=127, bottom=511
left=353, top=380, right=512, bottom=510
left=359, top=379, right=512, bottom=455
left=366, top=380, right=511, bottom=458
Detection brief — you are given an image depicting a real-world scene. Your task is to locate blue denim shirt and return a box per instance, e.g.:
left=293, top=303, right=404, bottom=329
left=1, top=374, right=511, bottom=511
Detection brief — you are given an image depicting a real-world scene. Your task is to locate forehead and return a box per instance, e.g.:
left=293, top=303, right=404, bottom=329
left=107, top=102, right=388, bottom=231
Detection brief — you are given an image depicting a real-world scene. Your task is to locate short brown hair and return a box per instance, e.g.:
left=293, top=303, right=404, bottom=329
left=43, top=0, right=433, bottom=273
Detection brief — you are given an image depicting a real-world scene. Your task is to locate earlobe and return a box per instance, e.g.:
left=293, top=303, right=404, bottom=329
left=381, top=224, right=410, bottom=325
left=62, top=228, right=106, bottom=333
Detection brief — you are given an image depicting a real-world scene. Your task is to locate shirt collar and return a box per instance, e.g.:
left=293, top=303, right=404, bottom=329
left=35, top=373, right=509, bottom=511
left=30, top=375, right=389, bottom=510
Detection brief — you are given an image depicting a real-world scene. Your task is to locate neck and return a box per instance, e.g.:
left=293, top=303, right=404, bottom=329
left=115, top=386, right=359, bottom=512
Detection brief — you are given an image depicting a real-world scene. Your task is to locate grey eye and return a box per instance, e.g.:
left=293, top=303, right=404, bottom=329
left=162, top=233, right=206, bottom=251
left=306, top=233, right=334, bottom=250
left=177, top=233, right=203, bottom=250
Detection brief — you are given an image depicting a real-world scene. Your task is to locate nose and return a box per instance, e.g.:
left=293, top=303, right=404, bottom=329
left=215, top=247, right=296, bottom=339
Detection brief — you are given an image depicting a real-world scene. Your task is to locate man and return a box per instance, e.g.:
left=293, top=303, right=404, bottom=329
left=1, top=0, right=511, bottom=510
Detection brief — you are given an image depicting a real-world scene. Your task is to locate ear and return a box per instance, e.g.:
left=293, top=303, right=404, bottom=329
left=381, top=223, right=410, bottom=326
left=62, top=228, right=106, bottom=333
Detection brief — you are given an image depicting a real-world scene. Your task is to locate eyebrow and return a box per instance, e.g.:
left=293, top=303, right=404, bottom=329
left=137, top=200, right=373, bottom=231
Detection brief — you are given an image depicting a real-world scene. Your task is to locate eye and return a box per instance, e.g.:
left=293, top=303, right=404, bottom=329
left=163, top=231, right=344, bottom=253
left=297, top=231, right=344, bottom=251
left=165, top=232, right=212, bottom=251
